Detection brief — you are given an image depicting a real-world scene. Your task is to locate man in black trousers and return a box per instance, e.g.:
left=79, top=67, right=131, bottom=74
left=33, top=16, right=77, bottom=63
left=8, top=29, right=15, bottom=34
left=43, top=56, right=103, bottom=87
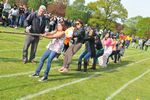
left=23, top=5, right=47, bottom=64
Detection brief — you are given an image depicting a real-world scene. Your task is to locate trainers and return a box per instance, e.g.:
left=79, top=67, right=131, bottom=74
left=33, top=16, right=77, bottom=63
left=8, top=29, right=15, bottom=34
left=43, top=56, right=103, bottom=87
left=38, top=76, right=48, bottom=82
left=29, top=73, right=39, bottom=78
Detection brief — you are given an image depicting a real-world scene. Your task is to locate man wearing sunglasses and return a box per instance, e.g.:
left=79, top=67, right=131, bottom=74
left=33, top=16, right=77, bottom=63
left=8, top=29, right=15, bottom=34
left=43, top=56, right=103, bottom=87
left=59, top=19, right=85, bottom=73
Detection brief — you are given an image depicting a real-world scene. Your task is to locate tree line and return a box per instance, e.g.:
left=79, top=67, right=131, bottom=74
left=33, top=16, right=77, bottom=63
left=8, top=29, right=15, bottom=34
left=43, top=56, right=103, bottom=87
left=1, top=0, right=149, bottom=38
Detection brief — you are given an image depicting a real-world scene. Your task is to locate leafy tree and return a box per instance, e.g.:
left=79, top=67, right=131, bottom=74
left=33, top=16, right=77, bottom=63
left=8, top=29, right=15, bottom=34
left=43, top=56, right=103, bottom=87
left=136, top=17, right=150, bottom=38
left=41, top=0, right=47, bottom=6
left=123, top=16, right=150, bottom=38
left=65, top=0, right=90, bottom=23
left=87, top=0, right=128, bottom=30
left=72, top=0, right=85, bottom=9
left=123, top=16, right=142, bottom=35
left=7, top=0, right=15, bottom=5
left=27, top=0, right=42, bottom=10
left=20, top=0, right=28, bottom=4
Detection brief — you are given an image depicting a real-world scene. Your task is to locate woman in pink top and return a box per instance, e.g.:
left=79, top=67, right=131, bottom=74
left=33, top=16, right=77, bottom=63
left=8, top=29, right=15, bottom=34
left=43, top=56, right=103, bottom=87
left=98, top=33, right=113, bottom=67
left=30, top=23, right=66, bottom=81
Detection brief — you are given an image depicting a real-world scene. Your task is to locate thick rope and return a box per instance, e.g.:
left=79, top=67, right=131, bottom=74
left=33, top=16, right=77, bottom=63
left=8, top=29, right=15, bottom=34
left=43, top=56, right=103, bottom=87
left=0, top=30, right=42, bottom=36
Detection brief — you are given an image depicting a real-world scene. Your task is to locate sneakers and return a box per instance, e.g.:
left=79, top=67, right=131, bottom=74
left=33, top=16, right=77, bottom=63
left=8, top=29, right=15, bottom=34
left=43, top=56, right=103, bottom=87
left=29, top=73, right=39, bottom=78
left=29, top=73, right=48, bottom=82
left=38, top=76, right=48, bottom=82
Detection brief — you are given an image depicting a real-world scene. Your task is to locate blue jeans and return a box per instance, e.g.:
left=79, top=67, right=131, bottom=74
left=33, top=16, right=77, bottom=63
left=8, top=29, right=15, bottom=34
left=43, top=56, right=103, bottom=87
left=78, top=50, right=91, bottom=62
left=19, top=15, right=25, bottom=26
left=10, top=15, right=17, bottom=26
left=35, top=49, right=58, bottom=78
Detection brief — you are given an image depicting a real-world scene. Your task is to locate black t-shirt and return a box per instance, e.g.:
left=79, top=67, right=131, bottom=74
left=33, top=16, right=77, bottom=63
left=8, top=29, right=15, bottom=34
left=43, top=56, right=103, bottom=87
left=19, top=7, right=25, bottom=15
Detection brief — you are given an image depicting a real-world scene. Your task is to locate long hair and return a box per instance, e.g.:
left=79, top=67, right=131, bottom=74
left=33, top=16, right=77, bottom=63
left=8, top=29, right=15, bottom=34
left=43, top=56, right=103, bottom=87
left=55, top=22, right=67, bottom=31
left=76, top=19, right=84, bottom=26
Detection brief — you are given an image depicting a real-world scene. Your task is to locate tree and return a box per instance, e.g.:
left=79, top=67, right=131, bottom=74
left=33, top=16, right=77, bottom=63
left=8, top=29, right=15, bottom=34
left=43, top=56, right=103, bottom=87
left=20, top=0, right=28, bottom=4
left=123, top=16, right=143, bottom=35
left=87, top=0, right=128, bottom=30
left=123, top=16, right=150, bottom=38
left=28, top=0, right=42, bottom=10
left=47, top=2, right=66, bottom=17
left=7, top=0, right=15, bottom=5
left=65, top=0, right=90, bottom=23
left=41, top=0, right=47, bottom=6
left=72, top=0, right=85, bottom=9
left=136, top=17, right=150, bottom=38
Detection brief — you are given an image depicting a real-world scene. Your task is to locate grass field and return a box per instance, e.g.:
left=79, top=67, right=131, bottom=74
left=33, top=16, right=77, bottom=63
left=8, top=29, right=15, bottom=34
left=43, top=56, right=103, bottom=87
left=0, top=26, right=150, bottom=100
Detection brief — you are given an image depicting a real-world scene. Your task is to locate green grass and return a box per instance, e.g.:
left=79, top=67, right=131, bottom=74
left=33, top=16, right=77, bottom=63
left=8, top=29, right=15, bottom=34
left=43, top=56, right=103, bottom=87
left=0, top=26, right=150, bottom=100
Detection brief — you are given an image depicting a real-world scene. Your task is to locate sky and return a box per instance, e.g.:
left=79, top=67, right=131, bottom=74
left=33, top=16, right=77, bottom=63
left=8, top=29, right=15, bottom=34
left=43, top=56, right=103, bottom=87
left=121, top=0, right=150, bottom=18
left=71, top=0, right=150, bottom=18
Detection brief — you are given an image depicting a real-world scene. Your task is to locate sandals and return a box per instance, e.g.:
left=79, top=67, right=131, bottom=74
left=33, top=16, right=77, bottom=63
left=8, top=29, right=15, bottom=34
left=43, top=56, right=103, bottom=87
left=59, top=67, right=69, bottom=73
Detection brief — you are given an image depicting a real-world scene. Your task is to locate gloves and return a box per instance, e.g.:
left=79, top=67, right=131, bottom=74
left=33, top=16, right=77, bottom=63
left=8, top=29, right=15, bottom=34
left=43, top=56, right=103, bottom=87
left=25, top=26, right=31, bottom=33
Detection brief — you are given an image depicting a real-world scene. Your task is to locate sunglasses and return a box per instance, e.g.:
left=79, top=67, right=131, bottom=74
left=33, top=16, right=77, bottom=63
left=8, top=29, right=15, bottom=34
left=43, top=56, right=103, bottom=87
left=75, top=23, right=80, bottom=26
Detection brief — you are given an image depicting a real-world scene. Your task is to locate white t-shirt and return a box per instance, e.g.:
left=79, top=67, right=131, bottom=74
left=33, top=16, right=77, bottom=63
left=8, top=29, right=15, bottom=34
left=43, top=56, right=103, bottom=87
left=10, top=8, right=19, bottom=16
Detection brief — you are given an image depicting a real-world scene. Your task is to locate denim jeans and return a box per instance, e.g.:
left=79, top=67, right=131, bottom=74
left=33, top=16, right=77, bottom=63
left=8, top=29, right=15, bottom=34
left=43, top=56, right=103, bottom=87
left=35, top=49, right=58, bottom=78
left=78, top=50, right=91, bottom=62
left=10, top=15, right=18, bottom=26
left=19, top=15, right=25, bottom=26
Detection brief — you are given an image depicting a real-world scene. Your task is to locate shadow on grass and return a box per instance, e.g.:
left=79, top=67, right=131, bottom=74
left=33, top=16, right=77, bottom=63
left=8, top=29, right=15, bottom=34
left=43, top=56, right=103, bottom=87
left=0, top=82, right=41, bottom=92
left=98, top=60, right=133, bottom=73
left=0, top=57, right=22, bottom=62
left=0, top=57, right=41, bottom=63
left=47, top=60, right=133, bottom=82
left=0, top=60, right=133, bottom=92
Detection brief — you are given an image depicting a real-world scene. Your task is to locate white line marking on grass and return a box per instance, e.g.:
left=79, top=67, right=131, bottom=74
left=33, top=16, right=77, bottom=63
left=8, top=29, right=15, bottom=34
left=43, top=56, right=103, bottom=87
left=0, top=71, right=33, bottom=78
left=17, top=57, right=150, bottom=100
left=0, top=67, right=58, bottom=78
left=17, top=72, right=100, bottom=100
left=0, top=53, right=146, bottom=78
left=106, top=69, right=150, bottom=100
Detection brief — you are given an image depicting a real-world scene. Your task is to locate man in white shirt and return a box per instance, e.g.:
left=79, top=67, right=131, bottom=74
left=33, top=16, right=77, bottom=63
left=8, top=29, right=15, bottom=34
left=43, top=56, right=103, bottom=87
left=9, top=4, right=19, bottom=28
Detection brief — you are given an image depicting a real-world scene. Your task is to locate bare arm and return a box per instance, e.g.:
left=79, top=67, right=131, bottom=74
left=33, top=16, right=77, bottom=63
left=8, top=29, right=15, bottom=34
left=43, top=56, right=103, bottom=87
left=46, top=31, right=57, bottom=35
left=42, top=31, right=65, bottom=39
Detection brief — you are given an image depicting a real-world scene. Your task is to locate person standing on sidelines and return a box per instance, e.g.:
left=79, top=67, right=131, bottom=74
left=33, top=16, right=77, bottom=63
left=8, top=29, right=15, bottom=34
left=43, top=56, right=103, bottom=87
left=0, top=1, right=4, bottom=18
left=22, top=5, right=47, bottom=64
left=2, top=0, right=11, bottom=26
left=9, top=4, right=19, bottom=28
